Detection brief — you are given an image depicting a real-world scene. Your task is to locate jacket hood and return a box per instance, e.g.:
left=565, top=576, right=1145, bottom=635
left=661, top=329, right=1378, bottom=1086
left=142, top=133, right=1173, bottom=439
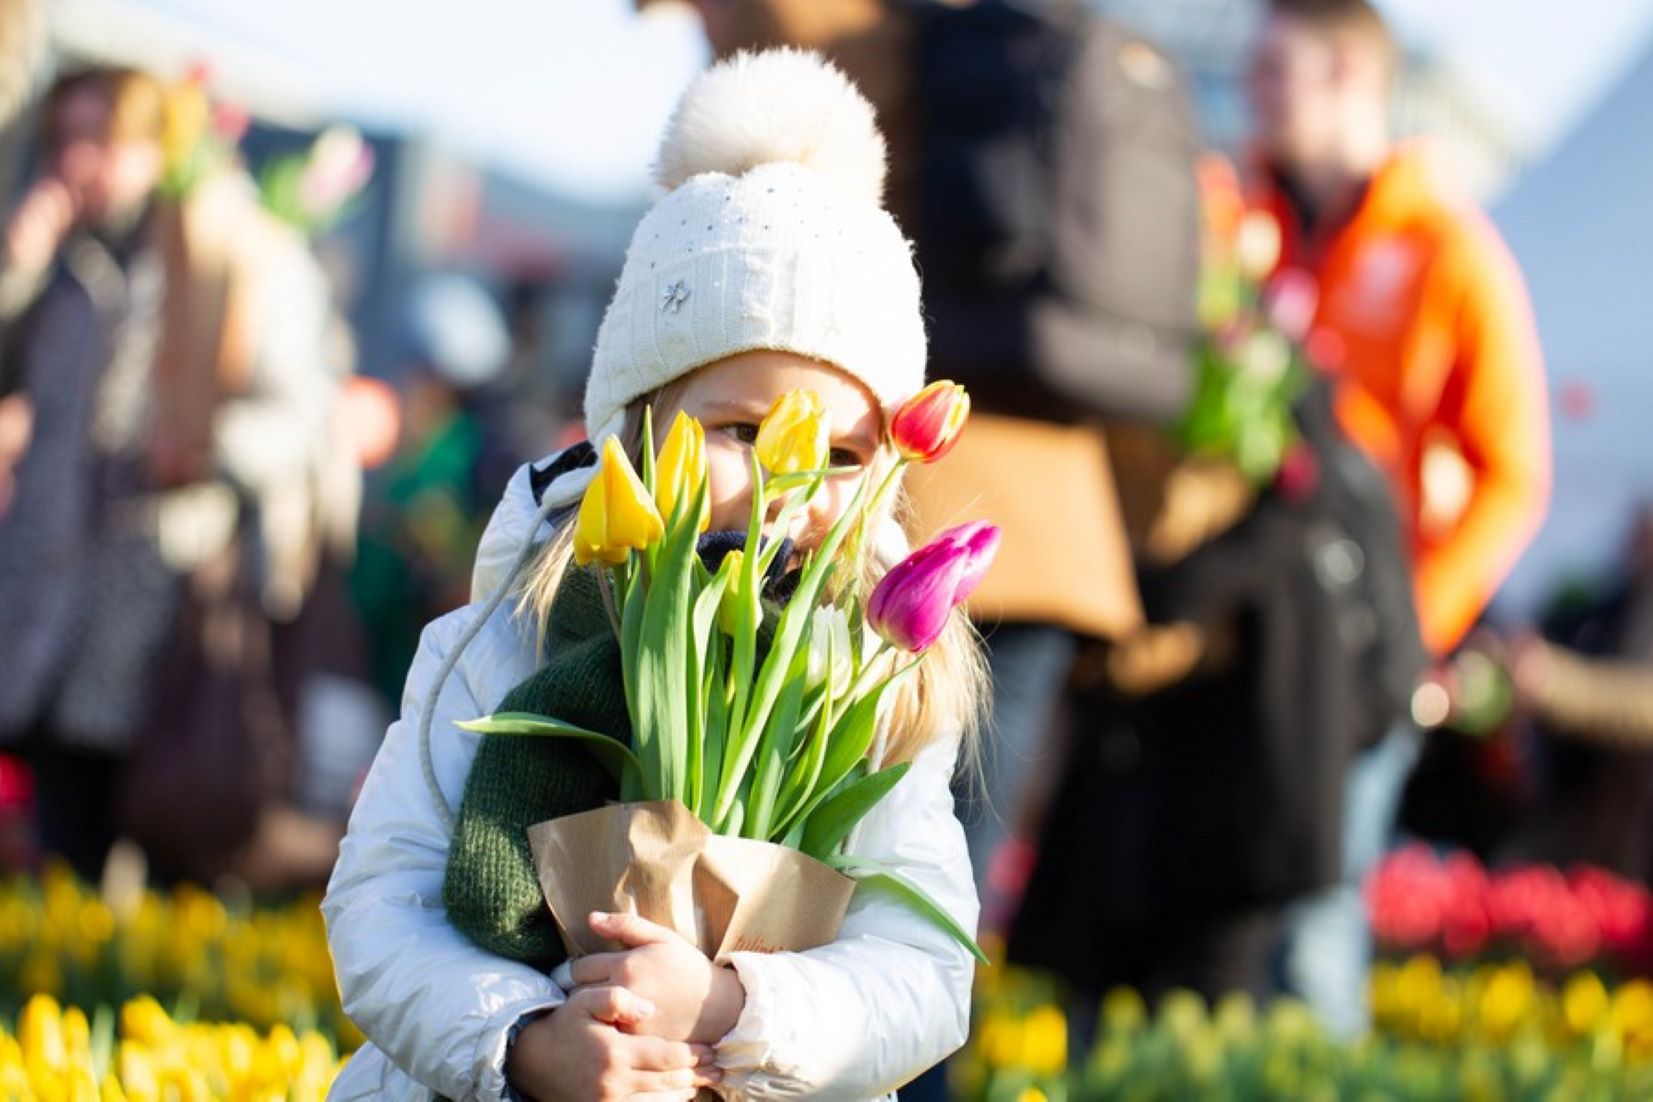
left=470, top=455, right=568, bottom=603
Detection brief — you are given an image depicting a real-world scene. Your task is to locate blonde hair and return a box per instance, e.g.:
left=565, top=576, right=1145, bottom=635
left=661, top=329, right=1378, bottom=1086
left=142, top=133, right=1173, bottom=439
left=518, top=392, right=989, bottom=775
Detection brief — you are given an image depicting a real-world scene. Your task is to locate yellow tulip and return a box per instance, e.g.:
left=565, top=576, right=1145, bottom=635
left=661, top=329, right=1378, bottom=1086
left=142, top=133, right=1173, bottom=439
left=160, top=78, right=210, bottom=175
left=1612, top=980, right=1653, bottom=1038
left=62, top=1007, right=90, bottom=1063
left=754, top=389, right=829, bottom=476
left=655, top=411, right=711, bottom=532
left=1021, top=1005, right=1067, bottom=1075
left=66, top=1065, right=98, bottom=1102
left=1564, top=972, right=1610, bottom=1036
left=573, top=437, right=665, bottom=567
left=19, top=994, right=64, bottom=1071
left=717, top=549, right=746, bottom=636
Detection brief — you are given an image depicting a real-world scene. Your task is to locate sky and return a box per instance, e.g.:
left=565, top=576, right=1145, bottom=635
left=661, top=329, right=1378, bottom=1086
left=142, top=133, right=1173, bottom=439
left=1377, top=0, right=1653, bottom=153
left=57, top=0, right=1653, bottom=204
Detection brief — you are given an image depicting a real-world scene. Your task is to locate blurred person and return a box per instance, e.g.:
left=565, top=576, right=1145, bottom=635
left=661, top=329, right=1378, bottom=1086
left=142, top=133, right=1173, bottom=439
left=1492, top=508, right=1653, bottom=879
left=0, top=68, right=177, bottom=880
left=0, top=66, right=357, bottom=888
left=349, top=273, right=524, bottom=708
left=1011, top=372, right=1421, bottom=1014
left=1247, top=0, right=1551, bottom=1033
left=664, top=0, right=1201, bottom=936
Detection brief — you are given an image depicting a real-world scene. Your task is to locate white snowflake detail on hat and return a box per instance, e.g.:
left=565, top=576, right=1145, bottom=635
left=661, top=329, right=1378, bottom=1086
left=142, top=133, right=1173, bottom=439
left=661, top=281, right=691, bottom=313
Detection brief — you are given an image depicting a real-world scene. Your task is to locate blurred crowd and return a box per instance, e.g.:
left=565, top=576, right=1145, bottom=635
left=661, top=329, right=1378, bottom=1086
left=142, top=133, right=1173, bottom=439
left=0, top=0, right=1650, bottom=1077
left=0, top=10, right=544, bottom=894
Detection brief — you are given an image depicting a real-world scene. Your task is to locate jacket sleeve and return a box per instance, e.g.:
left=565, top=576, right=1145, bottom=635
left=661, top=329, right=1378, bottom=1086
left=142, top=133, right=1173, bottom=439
left=322, top=608, right=565, bottom=1101
left=1414, top=220, right=1551, bottom=654
left=714, top=734, right=979, bottom=1101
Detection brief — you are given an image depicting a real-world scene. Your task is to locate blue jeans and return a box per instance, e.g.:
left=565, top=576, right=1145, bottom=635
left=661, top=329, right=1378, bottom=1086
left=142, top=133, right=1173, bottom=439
left=1278, top=723, right=1422, bottom=1037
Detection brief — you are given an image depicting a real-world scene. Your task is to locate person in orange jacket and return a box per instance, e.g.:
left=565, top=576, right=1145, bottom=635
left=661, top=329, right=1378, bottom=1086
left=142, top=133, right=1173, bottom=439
left=1250, top=0, right=1551, bottom=658
left=1247, top=0, right=1551, bottom=1035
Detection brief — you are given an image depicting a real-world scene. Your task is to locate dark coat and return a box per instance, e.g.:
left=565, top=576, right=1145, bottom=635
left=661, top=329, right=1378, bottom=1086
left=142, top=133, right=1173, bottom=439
left=1009, top=383, right=1422, bottom=991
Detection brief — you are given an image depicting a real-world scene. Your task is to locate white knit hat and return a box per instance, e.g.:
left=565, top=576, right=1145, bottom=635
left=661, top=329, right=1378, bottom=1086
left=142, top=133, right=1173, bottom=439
left=582, top=48, right=928, bottom=449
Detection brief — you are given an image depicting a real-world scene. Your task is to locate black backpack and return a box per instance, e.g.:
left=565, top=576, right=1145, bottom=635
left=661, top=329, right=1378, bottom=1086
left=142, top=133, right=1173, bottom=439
left=912, top=0, right=1202, bottom=423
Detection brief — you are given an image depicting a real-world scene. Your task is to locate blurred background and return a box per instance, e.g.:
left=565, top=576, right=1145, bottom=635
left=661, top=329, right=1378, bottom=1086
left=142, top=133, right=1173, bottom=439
left=3, top=0, right=1653, bottom=1097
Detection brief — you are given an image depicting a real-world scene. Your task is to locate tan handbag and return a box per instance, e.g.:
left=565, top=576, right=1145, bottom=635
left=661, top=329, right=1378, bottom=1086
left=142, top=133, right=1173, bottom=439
left=903, top=413, right=1144, bottom=640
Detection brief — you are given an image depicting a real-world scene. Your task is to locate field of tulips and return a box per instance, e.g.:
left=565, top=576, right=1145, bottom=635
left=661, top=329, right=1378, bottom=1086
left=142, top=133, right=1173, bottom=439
left=0, top=865, right=353, bottom=1048
left=0, top=993, right=344, bottom=1099
left=0, top=864, right=352, bottom=1097
left=961, top=850, right=1653, bottom=1101
left=1367, top=846, right=1653, bottom=974
left=8, top=847, right=1653, bottom=1099
left=958, top=957, right=1653, bottom=1101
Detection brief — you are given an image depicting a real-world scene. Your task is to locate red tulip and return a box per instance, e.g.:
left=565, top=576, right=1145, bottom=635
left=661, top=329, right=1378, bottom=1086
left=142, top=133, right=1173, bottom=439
left=890, top=381, right=970, bottom=463
left=868, top=522, right=1001, bottom=652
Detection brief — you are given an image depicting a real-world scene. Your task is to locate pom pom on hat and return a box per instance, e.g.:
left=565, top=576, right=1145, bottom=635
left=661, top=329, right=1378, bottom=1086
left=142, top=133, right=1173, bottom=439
left=579, top=48, right=925, bottom=465
left=654, top=47, right=888, bottom=204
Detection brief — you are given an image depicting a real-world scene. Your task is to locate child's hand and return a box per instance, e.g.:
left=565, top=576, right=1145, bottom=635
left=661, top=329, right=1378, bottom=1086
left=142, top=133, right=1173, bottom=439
left=506, top=984, right=720, bottom=1102
left=570, top=911, right=748, bottom=1045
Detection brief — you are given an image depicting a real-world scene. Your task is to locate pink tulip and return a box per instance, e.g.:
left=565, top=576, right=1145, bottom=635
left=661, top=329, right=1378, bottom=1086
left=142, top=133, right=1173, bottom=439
left=1262, top=267, right=1319, bottom=342
left=867, top=522, right=1001, bottom=653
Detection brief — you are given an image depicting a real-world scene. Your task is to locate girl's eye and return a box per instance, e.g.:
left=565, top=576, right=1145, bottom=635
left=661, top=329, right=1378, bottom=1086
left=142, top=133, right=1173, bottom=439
left=829, top=447, right=863, bottom=469
left=726, top=423, right=759, bottom=444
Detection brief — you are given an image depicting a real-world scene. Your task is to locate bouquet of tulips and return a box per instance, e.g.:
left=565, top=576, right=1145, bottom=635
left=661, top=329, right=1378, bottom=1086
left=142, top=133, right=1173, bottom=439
left=1181, top=155, right=1321, bottom=486
left=463, top=380, right=995, bottom=963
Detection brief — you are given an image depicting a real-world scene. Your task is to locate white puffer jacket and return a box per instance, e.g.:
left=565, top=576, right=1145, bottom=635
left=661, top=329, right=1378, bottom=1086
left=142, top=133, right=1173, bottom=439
left=322, top=457, right=980, bottom=1101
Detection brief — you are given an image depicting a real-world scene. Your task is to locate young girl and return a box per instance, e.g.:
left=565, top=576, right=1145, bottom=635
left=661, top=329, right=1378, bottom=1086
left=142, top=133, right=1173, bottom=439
left=323, top=49, right=986, bottom=1102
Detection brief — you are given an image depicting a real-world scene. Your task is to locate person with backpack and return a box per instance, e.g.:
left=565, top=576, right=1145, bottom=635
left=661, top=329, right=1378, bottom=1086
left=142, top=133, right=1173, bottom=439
left=1247, top=0, right=1551, bottom=1034
left=657, top=0, right=1204, bottom=933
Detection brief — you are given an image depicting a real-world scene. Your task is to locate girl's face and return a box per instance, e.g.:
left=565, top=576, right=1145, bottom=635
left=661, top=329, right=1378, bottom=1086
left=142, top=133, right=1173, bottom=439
left=661, top=349, right=884, bottom=553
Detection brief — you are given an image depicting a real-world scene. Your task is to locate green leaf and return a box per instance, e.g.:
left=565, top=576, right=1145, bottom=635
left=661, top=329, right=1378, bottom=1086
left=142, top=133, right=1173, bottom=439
left=815, top=662, right=916, bottom=802
left=635, top=490, right=700, bottom=802
left=700, top=635, right=730, bottom=826
left=800, top=761, right=910, bottom=860
left=765, top=466, right=860, bottom=494
left=457, top=712, right=640, bottom=783
left=618, top=562, right=648, bottom=801
left=744, top=643, right=812, bottom=841
left=731, top=471, right=876, bottom=778
left=771, top=674, right=835, bottom=835
left=639, top=404, right=657, bottom=498
left=687, top=532, right=730, bottom=816
left=715, top=452, right=768, bottom=818
left=824, top=852, right=989, bottom=965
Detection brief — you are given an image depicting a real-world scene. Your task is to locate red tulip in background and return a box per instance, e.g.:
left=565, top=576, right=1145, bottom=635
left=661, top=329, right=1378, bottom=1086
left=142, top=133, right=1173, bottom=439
left=1367, top=846, right=1653, bottom=974
left=867, top=522, right=1002, bottom=653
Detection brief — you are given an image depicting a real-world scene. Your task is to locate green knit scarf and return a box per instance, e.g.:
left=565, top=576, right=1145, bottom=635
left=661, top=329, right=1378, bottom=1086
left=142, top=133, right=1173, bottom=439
left=443, top=565, right=629, bottom=971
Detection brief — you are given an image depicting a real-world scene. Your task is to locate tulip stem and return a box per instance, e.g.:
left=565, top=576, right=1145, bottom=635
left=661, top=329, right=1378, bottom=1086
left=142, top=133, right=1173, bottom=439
left=597, top=564, right=624, bottom=641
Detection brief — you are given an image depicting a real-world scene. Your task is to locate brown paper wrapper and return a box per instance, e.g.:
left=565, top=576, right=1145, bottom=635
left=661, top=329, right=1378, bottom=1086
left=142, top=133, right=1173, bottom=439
left=527, top=800, right=856, bottom=962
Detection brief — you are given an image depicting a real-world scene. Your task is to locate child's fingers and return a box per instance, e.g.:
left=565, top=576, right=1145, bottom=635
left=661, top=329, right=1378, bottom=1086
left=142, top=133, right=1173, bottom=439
left=626, top=1063, right=721, bottom=1095
left=568, top=951, right=623, bottom=987
left=589, top=909, right=684, bottom=948
left=569, top=983, right=655, bottom=1027
left=623, top=1035, right=716, bottom=1072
